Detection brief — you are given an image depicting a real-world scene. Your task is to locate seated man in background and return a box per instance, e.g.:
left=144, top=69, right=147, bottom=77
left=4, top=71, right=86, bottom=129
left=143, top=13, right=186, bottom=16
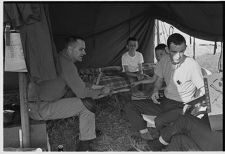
left=28, top=36, right=110, bottom=151
left=121, top=37, right=146, bottom=95
left=125, top=33, right=205, bottom=141
left=131, top=43, right=167, bottom=87
left=155, top=43, right=167, bottom=62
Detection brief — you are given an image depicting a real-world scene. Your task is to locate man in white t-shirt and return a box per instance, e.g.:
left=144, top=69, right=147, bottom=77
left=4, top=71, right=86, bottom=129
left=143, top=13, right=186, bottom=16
left=122, top=37, right=145, bottom=94
left=125, top=33, right=205, bottom=141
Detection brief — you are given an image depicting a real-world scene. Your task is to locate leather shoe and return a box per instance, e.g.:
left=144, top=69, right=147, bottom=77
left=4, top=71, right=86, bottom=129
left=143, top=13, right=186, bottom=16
left=96, top=129, right=103, bottom=137
left=82, top=98, right=96, bottom=113
left=147, top=139, right=165, bottom=151
left=76, top=140, right=96, bottom=151
left=148, top=127, right=160, bottom=139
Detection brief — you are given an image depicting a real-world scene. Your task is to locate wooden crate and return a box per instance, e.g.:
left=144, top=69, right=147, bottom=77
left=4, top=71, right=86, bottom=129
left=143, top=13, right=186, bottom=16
left=4, top=120, right=49, bottom=151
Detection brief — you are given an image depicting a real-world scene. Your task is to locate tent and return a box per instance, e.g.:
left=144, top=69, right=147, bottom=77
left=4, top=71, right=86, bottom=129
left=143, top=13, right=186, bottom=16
left=49, top=2, right=223, bottom=66
left=3, top=2, right=223, bottom=149
left=3, top=2, right=223, bottom=90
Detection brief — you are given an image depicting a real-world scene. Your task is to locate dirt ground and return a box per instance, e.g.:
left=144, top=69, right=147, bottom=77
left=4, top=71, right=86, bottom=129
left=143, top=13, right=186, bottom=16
left=46, top=92, right=137, bottom=151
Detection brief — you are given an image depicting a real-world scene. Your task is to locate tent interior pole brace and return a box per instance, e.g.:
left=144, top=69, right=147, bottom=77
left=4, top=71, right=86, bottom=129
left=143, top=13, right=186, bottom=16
left=193, top=37, right=196, bottom=59
left=19, top=73, right=31, bottom=148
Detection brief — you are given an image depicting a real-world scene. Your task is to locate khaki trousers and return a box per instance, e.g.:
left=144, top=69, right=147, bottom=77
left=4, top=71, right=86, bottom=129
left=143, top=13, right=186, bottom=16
left=28, top=97, right=96, bottom=141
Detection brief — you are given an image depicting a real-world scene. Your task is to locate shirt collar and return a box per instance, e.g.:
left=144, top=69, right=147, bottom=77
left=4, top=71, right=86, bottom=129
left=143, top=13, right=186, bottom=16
left=168, top=55, right=187, bottom=70
left=61, top=49, right=74, bottom=62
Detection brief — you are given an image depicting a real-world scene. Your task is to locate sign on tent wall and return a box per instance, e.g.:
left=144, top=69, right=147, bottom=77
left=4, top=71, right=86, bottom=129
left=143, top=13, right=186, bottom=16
left=4, top=27, right=27, bottom=72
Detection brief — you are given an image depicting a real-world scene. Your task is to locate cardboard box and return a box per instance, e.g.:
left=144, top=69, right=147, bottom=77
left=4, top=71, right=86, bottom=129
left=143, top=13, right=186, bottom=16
left=204, top=72, right=223, bottom=131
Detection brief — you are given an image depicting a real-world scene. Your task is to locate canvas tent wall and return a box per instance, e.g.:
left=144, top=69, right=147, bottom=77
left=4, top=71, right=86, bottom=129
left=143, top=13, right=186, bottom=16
left=3, top=2, right=223, bottom=90
left=48, top=2, right=223, bottom=67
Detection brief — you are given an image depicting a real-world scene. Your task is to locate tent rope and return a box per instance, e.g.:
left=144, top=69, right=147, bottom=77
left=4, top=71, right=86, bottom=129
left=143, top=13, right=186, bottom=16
left=218, top=42, right=223, bottom=72
left=160, top=21, right=167, bottom=43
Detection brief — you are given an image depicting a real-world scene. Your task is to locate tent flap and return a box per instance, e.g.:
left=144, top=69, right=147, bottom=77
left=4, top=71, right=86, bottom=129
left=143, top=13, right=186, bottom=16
left=3, top=2, right=223, bottom=90
left=48, top=3, right=223, bottom=67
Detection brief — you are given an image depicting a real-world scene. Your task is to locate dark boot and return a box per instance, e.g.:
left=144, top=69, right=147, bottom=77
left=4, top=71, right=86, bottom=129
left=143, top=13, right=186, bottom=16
left=76, top=140, right=96, bottom=151
left=147, top=139, right=166, bottom=151
left=96, top=129, right=103, bottom=137
left=81, top=98, right=96, bottom=113
left=148, top=127, right=160, bottom=139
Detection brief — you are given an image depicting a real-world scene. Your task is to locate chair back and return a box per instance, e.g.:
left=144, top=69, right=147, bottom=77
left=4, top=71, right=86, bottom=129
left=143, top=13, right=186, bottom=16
left=201, top=67, right=212, bottom=77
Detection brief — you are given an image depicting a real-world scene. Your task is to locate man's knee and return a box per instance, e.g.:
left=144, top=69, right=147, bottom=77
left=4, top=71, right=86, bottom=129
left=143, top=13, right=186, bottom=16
left=154, top=116, right=163, bottom=129
left=170, top=135, right=201, bottom=151
left=81, top=98, right=96, bottom=113
left=28, top=103, right=43, bottom=120
left=155, top=109, right=183, bottom=129
left=171, top=135, right=186, bottom=143
left=28, top=102, right=52, bottom=120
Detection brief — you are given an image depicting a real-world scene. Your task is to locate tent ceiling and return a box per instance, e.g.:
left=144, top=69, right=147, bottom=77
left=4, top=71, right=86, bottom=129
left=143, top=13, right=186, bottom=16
left=3, top=2, right=223, bottom=90
left=48, top=2, right=223, bottom=42
left=49, top=3, right=151, bottom=39
left=154, top=4, right=223, bottom=41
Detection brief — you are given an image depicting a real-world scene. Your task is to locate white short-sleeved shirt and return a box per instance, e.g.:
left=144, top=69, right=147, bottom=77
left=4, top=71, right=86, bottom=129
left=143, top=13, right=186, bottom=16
left=154, top=54, right=204, bottom=103
left=121, top=51, right=144, bottom=72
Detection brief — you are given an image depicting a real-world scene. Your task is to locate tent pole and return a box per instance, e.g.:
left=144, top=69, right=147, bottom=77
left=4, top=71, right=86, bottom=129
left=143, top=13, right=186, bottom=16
left=18, top=72, right=31, bottom=148
left=162, top=22, right=168, bottom=37
left=193, top=37, right=196, bottom=59
left=214, top=41, right=217, bottom=55
left=190, top=36, right=192, bottom=45
left=219, top=42, right=223, bottom=72
left=160, top=21, right=167, bottom=43
left=156, top=19, right=160, bottom=45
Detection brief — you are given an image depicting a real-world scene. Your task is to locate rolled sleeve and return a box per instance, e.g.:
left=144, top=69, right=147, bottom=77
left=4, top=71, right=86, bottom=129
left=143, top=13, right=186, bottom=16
left=139, top=53, right=144, bottom=64
left=190, top=61, right=204, bottom=89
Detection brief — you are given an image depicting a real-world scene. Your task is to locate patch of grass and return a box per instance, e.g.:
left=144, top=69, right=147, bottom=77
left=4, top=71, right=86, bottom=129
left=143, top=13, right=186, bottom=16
left=46, top=92, right=136, bottom=151
left=196, top=53, right=221, bottom=73
left=184, top=44, right=221, bottom=73
left=46, top=117, right=79, bottom=151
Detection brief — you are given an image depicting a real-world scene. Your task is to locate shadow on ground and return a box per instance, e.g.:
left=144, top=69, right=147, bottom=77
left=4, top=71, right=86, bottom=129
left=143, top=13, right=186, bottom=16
left=46, top=92, right=137, bottom=151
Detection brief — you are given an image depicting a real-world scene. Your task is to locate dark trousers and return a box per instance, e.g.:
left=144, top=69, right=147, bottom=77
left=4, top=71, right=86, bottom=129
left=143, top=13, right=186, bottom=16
left=125, top=96, right=184, bottom=131
left=154, top=108, right=183, bottom=130
left=165, top=134, right=201, bottom=151
left=160, top=113, right=223, bottom=151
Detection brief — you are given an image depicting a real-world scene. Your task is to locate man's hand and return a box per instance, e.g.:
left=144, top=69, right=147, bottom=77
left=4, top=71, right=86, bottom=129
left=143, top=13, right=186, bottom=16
left=101, top=86, right=111, bottom=95
left=151, top=91, right=160, bottom=104
left=130, top=81, right=140, bottom=87
left=137, top=74, right=144, bottom=80
left=137, top=73, right=149, bottom=80
left=96, top=86, right=111, bottom=99
left=194, top=87, right=205, bottom=98
left=183, top=104, right=191, bottom=115
left=91, top=86, right=111, bottom=99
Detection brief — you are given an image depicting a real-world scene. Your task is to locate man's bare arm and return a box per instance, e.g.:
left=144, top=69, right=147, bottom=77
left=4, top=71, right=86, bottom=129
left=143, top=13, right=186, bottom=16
left=131, top=74, right=157, bottom=87
left=150, top=75, right=164, bottom=104
left=153, top=75, right=164, bottom=93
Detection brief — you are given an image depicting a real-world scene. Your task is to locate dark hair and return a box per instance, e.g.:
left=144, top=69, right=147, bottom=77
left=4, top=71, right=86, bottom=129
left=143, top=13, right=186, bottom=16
left=127, top=37, right=138, bottom=44
left=65, top=36, right=85, bottom=48
left=167, top=33, right=186, bottom=48
left=155, top=43, right=167, bottom=51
